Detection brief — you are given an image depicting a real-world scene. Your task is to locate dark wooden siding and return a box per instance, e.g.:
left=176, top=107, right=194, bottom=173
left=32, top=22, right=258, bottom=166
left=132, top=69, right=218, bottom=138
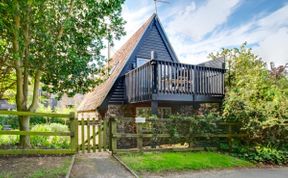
left=108, top=20, right=175, bottom=104
left=136, top=24, right=173, bottom=61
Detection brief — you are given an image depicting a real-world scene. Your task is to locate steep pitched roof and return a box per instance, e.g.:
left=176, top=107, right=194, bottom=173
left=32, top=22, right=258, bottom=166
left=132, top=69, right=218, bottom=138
left=77, top=14, right=156, bottom=112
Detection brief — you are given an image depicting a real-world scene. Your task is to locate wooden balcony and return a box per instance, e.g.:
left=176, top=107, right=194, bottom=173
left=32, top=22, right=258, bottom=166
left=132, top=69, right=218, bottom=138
left=124, top=60, right=225, bottom=104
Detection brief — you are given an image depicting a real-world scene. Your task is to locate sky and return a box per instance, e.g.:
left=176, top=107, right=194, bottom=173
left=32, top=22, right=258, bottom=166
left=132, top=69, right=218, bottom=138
left=110, top=0, right=288, bottom=66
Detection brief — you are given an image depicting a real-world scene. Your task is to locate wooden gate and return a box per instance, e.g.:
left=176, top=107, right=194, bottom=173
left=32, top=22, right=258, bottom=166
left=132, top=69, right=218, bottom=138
left=78, top=118, right=109, bottom=153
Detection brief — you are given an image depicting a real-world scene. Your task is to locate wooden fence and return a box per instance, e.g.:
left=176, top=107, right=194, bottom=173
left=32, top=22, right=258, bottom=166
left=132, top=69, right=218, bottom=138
left=110, top=117, right=245, bottom=153
left=78, top=118, right=109, bottom=153
left=0, top=110, right=77, bottom=155
left=0, top=111, right=248, bottom=155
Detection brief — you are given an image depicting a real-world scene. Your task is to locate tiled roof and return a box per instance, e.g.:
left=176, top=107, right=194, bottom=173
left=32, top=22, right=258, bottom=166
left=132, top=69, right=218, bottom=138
left=77, top=14, right=156, bottom=112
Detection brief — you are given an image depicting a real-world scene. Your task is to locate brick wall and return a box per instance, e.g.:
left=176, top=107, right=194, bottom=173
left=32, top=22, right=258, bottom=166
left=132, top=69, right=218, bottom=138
left=106, top=104, right=201, bottom=118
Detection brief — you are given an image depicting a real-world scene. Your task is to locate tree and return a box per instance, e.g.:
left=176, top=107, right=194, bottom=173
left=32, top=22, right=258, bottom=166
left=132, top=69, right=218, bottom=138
left=210, top=43, right=288, bottom=146
left=0, top=0, right=125, bottom=147
left=0, top=39, right=16, bottom=101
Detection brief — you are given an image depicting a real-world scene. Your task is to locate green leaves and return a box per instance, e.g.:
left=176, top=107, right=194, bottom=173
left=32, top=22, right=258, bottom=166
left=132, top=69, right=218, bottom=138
left=166, top=113, right=222, bottom=145
left=234, top=145, right=288, bottom=165
left=211, top=43, right=288, bottom=147
left=1, top=0, right=125, bottom=98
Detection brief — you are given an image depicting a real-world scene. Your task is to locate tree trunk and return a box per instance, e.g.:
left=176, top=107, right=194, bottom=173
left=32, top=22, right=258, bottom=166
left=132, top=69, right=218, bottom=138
left=19, top=116, right=31, bottom=148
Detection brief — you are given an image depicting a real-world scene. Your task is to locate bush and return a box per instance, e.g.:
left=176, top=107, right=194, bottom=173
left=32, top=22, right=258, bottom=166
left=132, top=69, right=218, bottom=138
left=217, top=44, right=288, bottom=147
left=30, top=124, right=52, bottom=148
left=49, top=123, right=70, bottom=148
left=0, top=115, right=19, bottom=129
left=0, top=125, right=19, bottom=146
left=0, top=134, right=19, bottom=146
left=0, top=115, right=67, bottom=129
left=230, top=145, right=288, bottom=165
left=30, top=116, right=67, bottom=126
left=30, top=123, right=70, bottom=149
left=166, top=113, right=222, bottom=146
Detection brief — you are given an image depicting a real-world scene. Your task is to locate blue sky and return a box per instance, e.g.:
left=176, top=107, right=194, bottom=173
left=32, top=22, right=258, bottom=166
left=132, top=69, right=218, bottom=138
left=111, top=0, right=288, bottom=66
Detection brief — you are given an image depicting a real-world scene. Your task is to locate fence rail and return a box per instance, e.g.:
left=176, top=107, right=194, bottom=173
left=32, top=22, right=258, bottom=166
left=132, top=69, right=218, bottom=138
left=125, top=59, right=225, bottom=103
left=0, top=110, right=71, bottom=118
left=110, top=117, right=244, bottom=153
left=0, top=110, right=77, bottom=155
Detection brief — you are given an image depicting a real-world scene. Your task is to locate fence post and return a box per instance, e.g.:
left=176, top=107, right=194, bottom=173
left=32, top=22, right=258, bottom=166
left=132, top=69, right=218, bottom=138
left=69, top=112, right=78, bottom=152
left=98, top=120, right=103, bottom=152
left=137, top=123, right=143, bottom=152
left=87, top=117, right=91, bottom=153
left=81, top=118, right=85, bottom=153
left=228, top=124, right=232, bottom=152
left=103, top=119, right=107, bottom=151
left=92, top=117, right=96, bottom=152
left=111, top=118, right=117, bottom=154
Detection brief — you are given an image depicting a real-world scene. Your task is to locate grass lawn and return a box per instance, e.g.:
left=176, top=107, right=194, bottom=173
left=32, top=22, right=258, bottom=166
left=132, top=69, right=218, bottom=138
left=0, top=156, right=72, bottom=178
left=119, top=151, right=253, bottom=173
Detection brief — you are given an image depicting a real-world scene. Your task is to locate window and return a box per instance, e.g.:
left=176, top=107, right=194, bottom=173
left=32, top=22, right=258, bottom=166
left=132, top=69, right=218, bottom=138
left=136, top=58, right=150, bottom=67
left=136, top=107, right=171, bottom=118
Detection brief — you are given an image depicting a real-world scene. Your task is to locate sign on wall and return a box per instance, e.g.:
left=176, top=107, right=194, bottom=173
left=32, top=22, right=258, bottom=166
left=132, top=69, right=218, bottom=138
left=135, top=117, right=146, bottom=123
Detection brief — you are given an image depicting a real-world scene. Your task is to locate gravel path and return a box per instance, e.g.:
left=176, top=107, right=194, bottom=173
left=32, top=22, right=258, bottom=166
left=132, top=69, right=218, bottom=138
left=70, top=152, right=134, bottom=178
left=143, top=167, right=288, bottom=178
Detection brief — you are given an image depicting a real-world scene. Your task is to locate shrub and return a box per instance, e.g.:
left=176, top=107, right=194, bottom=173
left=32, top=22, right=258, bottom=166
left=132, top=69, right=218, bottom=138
left=30, top=116, right=67, bottom=126
left=30, top=123, right=70, bottom=149
left=49, top=123, right=70, bottom=148
left=230, top=145, right=288, bottom=165
left=0, top=115, right=19, bottom=129
left=0, top=134, right=19, bottom=146
left=0, top=125, right=19, bottom=146
left=0, top=115, right=67, bottom=129
left=0, top=119, right=17, bottom=147
left=166, top=113, right=222, bottom=146
left=217, top=44, right=288, bottom=147
left=30, top=124, right=52, bottom=148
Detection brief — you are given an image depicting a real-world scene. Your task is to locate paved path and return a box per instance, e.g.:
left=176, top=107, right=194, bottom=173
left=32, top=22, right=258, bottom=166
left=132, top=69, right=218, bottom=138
left=70, top=152, right=134, bottom=178
left=144, top=167, right=288, bottom=178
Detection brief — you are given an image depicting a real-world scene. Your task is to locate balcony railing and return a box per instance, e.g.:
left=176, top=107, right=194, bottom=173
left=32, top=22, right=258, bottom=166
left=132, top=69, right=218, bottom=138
left=125, top=60, right=225, bottom=103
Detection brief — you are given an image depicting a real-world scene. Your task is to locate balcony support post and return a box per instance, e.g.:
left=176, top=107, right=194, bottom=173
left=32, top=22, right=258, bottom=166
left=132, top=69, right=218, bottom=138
left=150, top=52, right=159, bottom=116
left=151, top=100, right=158, bottom=115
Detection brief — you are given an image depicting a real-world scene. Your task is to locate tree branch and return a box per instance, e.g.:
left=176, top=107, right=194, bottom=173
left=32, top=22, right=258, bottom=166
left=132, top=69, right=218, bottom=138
left=29, top=70, right=41, bottom=112
left=23, top=3, right=31, bottom=109
left=12, top=0, right=24, bottom=111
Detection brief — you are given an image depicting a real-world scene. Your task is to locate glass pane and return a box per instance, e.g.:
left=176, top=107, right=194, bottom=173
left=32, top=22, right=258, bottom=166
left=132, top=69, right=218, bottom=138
left=137, top=58, right=150, bottom=67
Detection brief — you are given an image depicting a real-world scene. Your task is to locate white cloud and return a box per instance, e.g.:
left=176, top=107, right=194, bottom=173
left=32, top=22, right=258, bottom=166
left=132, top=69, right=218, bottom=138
left=108, top=0, right=288, bottom=67
left=254, top=28, right=288, bottom=65
left=166, top=0, right=240, bottom=40
left=168, top=3, right=288, bottom=66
